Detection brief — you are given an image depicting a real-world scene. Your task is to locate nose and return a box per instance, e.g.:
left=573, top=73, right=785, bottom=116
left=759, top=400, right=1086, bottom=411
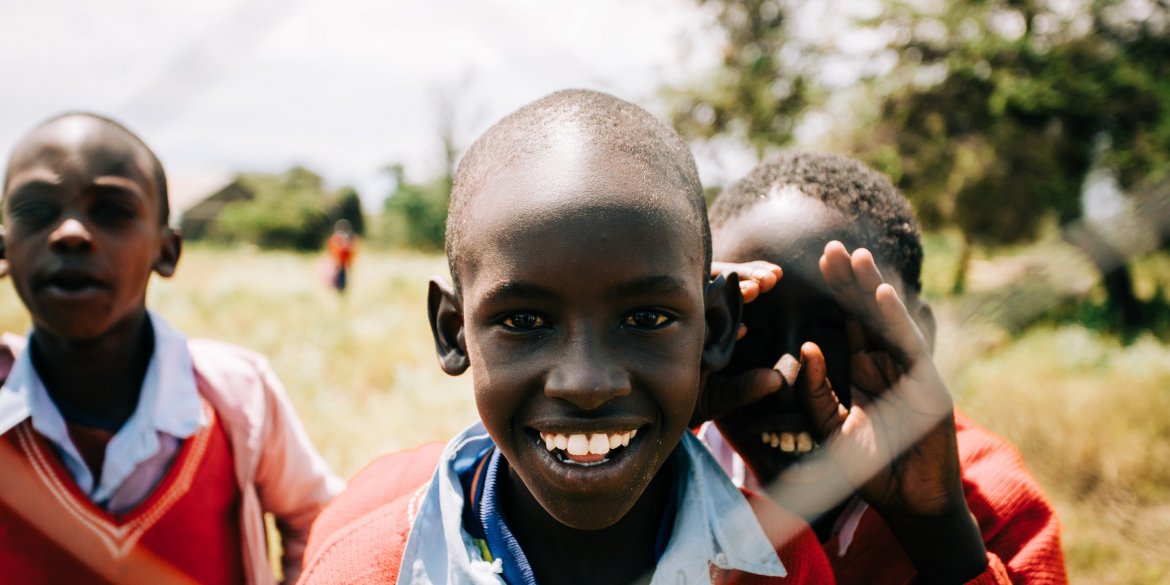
left=545, top=329, right=632, bottom=411
left=49, top=217, right=93, bottom=252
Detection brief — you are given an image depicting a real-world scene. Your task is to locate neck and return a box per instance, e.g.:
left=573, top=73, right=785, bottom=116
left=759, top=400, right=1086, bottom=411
left=502, top=459, right=672, bottom=585
left=30, top=310, right=154, bottom=429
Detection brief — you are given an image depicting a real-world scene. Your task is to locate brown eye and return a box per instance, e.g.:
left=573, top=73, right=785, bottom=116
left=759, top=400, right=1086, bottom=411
left=503, top=313, right=545, bottom=330
left=623, top=310, right=670, bottom=329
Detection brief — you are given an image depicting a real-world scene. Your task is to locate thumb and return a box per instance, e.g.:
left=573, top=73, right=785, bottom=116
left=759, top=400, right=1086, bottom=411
left=798, top=342, right=848, bottom=440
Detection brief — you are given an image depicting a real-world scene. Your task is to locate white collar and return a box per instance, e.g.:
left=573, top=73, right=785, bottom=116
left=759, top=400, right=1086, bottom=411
left=0, top=310, right=207, bottom=501
left=396, top=422, right=786, bottom=584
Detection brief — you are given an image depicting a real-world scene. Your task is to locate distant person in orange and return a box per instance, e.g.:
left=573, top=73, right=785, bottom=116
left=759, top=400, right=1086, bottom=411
left=326, top=219, right=357, bottom=294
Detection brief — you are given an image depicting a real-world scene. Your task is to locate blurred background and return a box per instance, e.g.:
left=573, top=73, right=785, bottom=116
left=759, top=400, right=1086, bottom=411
left=2, top=0, right=1169, bottom=581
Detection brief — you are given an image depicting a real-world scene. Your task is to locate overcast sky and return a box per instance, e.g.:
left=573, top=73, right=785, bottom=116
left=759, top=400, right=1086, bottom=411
left=1, top=0, right=742, bottom=207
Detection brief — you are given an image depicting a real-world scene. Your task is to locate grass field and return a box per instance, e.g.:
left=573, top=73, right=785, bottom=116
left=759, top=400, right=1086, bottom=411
left=1, top=242, right=1167, bottom=583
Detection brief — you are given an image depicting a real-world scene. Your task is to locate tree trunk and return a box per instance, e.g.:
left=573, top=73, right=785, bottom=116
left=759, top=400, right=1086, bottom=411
left=1064, top=224, right=1145, bottom=329
left=951, top=234, right=972, bottom=296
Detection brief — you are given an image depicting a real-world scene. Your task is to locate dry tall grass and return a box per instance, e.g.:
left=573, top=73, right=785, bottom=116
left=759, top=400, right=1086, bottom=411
left=1, top=243, right=1166, bottom=582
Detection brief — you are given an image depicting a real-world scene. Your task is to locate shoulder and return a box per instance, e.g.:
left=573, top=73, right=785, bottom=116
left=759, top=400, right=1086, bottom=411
left=303, top=442, right=445, bottom=572
left=740, top=488, right=836, bottom=583
left=954, top=410, right=1051, bottom=506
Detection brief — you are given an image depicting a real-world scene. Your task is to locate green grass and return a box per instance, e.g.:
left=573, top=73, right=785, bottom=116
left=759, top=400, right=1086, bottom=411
left=2, top=242, right=1168, bottom=582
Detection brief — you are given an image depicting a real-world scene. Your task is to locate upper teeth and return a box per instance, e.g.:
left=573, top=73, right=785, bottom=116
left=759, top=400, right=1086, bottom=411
left=540, top=430, right=637, bottom=456
left=761, top=431, right=816, bottom=454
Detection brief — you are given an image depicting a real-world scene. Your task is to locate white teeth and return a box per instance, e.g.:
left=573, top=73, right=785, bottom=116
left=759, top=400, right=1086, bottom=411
left=796, top=432, right=813, bottom=453
left=539, top=429, right=639, bottom=455
left=588, top=434, right=610, bottom=455
left=567, top=434, right=589, bottom=456
left=630, top=428, right=637, bottom=439
left=770, top=433, right=780, bottom=448
left=779, top=433, right=795, bottom=453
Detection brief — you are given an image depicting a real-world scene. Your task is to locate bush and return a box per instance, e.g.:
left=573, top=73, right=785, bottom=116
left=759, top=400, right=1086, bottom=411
left=214, top=167, right=334, bottom=251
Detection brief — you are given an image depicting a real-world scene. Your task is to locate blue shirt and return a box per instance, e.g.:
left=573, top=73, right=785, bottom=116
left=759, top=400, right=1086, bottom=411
left=396, top=422, right=787, bottom=585
left=0, top=311, right=207, bottom=510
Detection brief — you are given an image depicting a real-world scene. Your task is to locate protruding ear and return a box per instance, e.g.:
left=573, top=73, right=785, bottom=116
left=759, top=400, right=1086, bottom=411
left=701, top=272, right=743, bottom=372
left=153, top=227, right=182, bottom=278
left=428, top=276, right=469, bottom=375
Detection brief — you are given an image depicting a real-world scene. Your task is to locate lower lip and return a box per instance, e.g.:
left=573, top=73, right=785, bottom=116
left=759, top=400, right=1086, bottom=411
left=528, top=429, right=646, bottom=488
left=41, top=284, right=108, bottom=301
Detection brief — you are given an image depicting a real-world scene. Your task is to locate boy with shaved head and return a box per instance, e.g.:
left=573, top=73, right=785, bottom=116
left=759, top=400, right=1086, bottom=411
left=301, top=90, right=833, bottom=584
left=702, top=152, right=1066, bottom=583
left=0, top=113, right=341, bottom=584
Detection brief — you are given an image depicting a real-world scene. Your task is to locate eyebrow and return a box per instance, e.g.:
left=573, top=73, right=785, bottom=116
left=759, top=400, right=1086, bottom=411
left=607, top=275, right=691, bottom=299
left=479, top=281, right=561, bottom=306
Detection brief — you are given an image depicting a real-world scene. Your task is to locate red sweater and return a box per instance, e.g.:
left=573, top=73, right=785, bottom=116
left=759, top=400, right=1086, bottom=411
left=302, top=443, right=835, bottom=584
left=824, top=412, right=1067, bottom=584
left=0, top=406, right=244, bottom=584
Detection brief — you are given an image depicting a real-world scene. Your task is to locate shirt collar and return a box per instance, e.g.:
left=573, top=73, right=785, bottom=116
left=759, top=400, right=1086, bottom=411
left=397, top=422, right=786, bottom=585
left=0, top=310, right=207, bottom=501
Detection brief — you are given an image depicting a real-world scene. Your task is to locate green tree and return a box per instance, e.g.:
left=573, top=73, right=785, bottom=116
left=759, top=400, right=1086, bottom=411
left=671, top=0, right=1170, bottom=327
left=856, top=0, right=1170, bottom=325
left=215, top=166, right=334, bottom=251
left=331, top=186, right=366, bottom=236
left=381, top=164, right=449, bottom=251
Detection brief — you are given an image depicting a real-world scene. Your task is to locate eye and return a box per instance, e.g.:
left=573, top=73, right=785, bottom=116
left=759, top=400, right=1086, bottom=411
left=8, top=201, right=58, bottom=229
left=502, top=312, right=546, bottom=331
left=92, top=201, right=139, bottom=223
left=622, top=310, right=672, bottom=329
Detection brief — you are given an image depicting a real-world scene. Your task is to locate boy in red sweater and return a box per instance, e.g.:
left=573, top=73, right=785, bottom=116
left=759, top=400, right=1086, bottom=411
left=0, top=113, right=341, bottom=584
left=701, top=152, right=1067, bottom=583
left=301, top=90, right=833, bottom=584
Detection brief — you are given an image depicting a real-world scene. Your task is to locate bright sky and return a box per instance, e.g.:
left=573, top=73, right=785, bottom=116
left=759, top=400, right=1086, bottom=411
left=0, top=0, right=735, bottom=207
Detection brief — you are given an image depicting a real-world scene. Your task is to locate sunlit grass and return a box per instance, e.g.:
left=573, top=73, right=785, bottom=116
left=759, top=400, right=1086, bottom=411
left=2, top=242, right=1167, bottom=582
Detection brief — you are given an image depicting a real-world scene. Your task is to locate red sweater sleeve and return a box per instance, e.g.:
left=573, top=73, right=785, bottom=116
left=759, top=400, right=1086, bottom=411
left=740, top=489, right=836, bottom=583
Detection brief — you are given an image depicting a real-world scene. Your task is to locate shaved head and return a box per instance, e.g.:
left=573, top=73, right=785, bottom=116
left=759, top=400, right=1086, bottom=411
left=4, top=112, right=169, bottom=224
left=446, top=89, right=709, bottom=287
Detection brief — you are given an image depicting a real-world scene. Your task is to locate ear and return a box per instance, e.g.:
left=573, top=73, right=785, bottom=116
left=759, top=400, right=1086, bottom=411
left=701, top=272, right=743, bottom=372
left=428, top=277, right=469, bottom=375
left=912, top=299, right=937, bottom=356
left=153, top=227, right=182, bottom=278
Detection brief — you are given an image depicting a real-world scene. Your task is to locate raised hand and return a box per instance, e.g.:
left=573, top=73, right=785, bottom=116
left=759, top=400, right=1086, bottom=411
left=790, top=241, right=987, bottom=583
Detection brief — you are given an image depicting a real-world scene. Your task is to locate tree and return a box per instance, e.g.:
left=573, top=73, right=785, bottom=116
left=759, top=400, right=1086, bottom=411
left=856, top=0, right=1170, bottom=325
left=331, top=186, right=366, bottom=236
left=381, top=164, right=449, bottom=251
left=215, top=166, right=335, bottom=251
left=670, top=0, right=1170, bottom=328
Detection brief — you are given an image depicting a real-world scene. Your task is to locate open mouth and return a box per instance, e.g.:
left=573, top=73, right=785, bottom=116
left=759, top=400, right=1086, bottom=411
left=534, top=429, right=639, bottom=467
left=759, top=430, right=818, bottom=455
left=44, top=273, right=106, bottom=293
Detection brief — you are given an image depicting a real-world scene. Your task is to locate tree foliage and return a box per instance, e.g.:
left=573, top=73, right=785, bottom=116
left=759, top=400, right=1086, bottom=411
left=381, top=164, right=449, bottom=251
left=215, top=166, right=361, bottom=251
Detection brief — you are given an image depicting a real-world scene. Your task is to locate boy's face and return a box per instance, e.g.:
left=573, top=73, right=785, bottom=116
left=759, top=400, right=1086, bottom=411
left=1, top=118, right=178, bottom=341
left=449, top=149, right=711, bottom=530
left=713, top=190, right=920, bottom=477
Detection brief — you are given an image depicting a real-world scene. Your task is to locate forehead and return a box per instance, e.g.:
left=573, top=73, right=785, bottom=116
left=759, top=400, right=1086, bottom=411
left=4, top=118, right=157, bottom=199
left=458, top=148, right=704, bottom=294
left=713, top=186, right=859, bottom=278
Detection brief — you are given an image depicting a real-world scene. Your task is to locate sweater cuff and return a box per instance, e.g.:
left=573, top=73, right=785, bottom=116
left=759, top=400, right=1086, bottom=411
left=964, top=553, right=1011, bottom=585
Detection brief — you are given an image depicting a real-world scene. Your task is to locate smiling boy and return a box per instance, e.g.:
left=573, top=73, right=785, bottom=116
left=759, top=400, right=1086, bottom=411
left=301, top=90, right=832, bottom=584
left=701, top=152, right=1066, bottom=583
left=0, top=113, right=341, bottom=584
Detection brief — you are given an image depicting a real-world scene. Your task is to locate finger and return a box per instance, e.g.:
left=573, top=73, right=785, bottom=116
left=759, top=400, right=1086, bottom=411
left=798, top=342, right=848, bottom=439
left=874, top=283, right=927, bottom=363
left=736, top=323, right=747, bottom=340
left=820, top=241, right=868, bottom=313
left=699, top=368, right=783, bottom=424
left=740, top=279, right=761, bottom=303
left=850, top=248, right=885, bottom=297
